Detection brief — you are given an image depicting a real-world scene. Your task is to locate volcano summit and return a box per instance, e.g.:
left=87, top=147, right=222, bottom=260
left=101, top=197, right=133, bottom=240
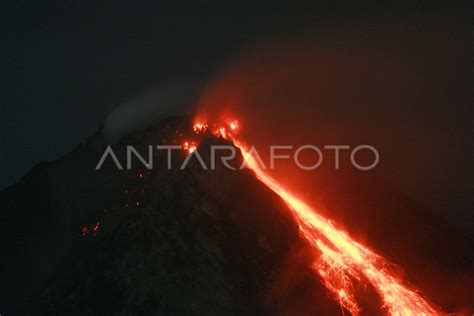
left=0, top=116, right=472, bottom=315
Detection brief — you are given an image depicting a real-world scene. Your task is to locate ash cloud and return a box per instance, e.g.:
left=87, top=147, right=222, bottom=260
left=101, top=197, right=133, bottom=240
left=103, top=80, right=203, bottom=144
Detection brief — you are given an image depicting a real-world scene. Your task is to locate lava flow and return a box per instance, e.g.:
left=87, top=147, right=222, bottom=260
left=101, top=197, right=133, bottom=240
left=194, top=119, right=442, bottom=316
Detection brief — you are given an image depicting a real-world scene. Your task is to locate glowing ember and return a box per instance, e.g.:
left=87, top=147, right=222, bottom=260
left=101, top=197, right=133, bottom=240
left=182, top=141, right=197, bottom=154
left=193, top=122, right=208, bottom=133
left=228, top=119, right=239, bottom=131
left=81, top=221, right=101, bottom=237
left=92, top=222, right=100, bottom=236
left=81, top=226, right=89, bottom=236
left=199, top=120, right=441, bottom=316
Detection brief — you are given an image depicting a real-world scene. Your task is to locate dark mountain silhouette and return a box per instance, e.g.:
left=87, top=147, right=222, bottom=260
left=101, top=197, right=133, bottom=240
left=1, top=116, right=472, bottom=315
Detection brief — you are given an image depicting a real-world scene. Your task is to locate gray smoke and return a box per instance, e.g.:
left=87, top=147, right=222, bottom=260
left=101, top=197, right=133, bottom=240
left=103, top=80, right=203, bottom=143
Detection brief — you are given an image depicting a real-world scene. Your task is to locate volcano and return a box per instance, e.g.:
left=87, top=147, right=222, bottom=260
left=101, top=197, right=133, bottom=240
left=0, top=116, right=472, bottom=315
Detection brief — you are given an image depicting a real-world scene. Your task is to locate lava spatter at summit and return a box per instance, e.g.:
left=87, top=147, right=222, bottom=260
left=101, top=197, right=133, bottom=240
left=192, top=118, right=442, bottom=316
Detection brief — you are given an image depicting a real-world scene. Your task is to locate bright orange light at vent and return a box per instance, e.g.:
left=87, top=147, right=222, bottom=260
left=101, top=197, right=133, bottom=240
left=198, top=120, right=442, bottom=316
left=193, top=122, right=208, bottom=133
left=228, top=119, right=239, bottom=131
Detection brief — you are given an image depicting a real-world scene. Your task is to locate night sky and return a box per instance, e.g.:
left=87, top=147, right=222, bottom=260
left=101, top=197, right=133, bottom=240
left=1, top=1, right=267, bottom=188
left=1, top=1, right=471, bottom=214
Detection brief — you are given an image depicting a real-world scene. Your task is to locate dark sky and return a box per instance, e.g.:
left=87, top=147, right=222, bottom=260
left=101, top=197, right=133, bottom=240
left=0, top=1, right=261, bottom=188
left=0, top=2, right=471, bottom=190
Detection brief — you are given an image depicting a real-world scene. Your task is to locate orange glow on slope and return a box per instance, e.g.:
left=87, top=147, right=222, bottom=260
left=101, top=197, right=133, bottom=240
left=200, top=120, right=241, bottom=137
left=228, top=119, right=239, bottom=131
left=182, top=141, right=197, bottom=154
left=193, top=122, right=208, bottom=133
left=209, top=123, right=441, bottom=316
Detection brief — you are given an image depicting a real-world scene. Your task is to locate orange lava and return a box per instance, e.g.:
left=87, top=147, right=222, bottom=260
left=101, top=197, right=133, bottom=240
left=193, top=122, right=208, bottom=133
left=200, top=120, right=442, bottom=316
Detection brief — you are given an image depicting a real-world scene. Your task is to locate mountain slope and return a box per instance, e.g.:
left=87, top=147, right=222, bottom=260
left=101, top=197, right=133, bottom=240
left=0, top=116, right=472, bottom=315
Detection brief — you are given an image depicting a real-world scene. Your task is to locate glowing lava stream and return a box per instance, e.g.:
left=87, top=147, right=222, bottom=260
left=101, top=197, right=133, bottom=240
left=207, top=123, right=442, bottom=315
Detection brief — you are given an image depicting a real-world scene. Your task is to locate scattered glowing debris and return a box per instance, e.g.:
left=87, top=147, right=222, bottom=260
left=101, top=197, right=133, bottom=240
left=193, top=122, right=208, bottom=133
left=81, top=222, right=101, bottom=237
left=81, top=226, right=89, bottom=236
left=182, top=141, right=197, bottom=154
left=92, top=222, right=100, bottom=236
left=228, top=119, right=239, bottom=131
left=212, top=127, right=227, bottom=138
